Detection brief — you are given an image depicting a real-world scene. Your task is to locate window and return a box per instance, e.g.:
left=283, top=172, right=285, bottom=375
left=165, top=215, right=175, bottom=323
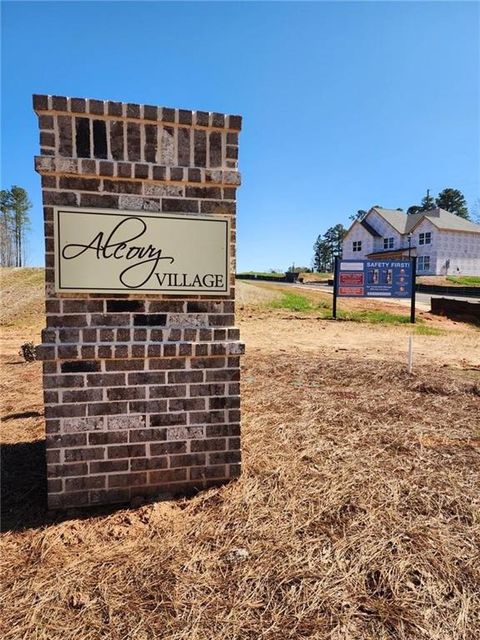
left=418, top=256, right=431, bottom=272
left=419, top=232, right=432, bottom=245
left=383, top=237, right=394, bottom=250
left=353, top=241, right=362, bottom=252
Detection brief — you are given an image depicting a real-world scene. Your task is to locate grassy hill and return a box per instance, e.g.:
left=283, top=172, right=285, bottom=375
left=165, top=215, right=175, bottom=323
left=0, top=268, right=45, bottom=328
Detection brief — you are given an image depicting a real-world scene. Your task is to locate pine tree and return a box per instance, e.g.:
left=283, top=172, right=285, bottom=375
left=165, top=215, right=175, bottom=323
left=0, top=189, right=15, bottom=266
left=313, top=224, right=347, bottom=272
left=0, top=186, right=32, bottom=266
left=435, top=188, right=469, bottom=220
left=420, top=189, right=435, bottom=211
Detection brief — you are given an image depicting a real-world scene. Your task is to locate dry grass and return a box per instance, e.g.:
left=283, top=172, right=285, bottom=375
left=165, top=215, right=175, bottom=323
left=1, top=273, right=480, bottom=639
left=236, top=280, right=283, bottom=306
left=1, top=355, right=480, bottom=639
left=1, top=267, right=45, bottom=328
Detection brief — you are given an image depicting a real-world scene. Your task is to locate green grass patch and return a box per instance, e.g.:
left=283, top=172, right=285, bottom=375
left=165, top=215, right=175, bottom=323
left=446, top=275, right=480, bottom=286
left=414, top=325, right=445, bottom=336
left=269, top=292, right=330, bottom=312
left=268, top=292, right=415, bottom=325
left=337, top=309, right=414, bottom=325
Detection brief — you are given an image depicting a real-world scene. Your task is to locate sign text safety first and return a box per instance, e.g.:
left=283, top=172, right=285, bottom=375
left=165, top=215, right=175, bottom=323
left=333, top=257, right=417, bottom=323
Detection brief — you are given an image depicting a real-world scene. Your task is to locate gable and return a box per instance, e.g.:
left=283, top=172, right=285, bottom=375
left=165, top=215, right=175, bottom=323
left=343, top=220, right=372, bottom=242
left=365, top=209, right=404, bottom=239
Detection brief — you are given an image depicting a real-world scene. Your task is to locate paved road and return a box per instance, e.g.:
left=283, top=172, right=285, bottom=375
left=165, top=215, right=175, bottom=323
left=286, top=281, right=480, bottom=309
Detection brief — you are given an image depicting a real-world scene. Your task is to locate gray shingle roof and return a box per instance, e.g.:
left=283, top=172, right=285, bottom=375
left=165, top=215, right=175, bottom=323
left=371, top=207, right=480, bottom=235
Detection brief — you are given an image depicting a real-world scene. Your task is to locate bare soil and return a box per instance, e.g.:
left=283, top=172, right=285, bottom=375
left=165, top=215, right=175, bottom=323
left=1, top=274, right=479, bottom=639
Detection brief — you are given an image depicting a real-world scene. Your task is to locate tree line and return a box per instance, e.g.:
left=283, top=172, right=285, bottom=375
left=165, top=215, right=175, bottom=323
left=0, top=186, right=32, bottom=267
left=313, top=187, right=472, bottom=272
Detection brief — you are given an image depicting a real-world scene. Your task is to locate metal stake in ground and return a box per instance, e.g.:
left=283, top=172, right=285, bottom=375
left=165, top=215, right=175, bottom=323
left=332, top=255, right=339, bottom=319
left=408, top=336, right=413, bottom=374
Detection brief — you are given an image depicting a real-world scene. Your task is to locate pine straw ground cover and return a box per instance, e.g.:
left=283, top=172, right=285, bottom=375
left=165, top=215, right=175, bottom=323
left=1, top=351, right=479, bottom=640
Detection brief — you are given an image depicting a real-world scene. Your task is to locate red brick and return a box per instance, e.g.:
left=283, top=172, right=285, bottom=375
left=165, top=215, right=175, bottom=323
left=131, top=457, right=168, bottom=471
left=107, top=387, right=145, bottom=401
left=64, top=448, right=105, bottom=462
left=103, top=179, right=142, bottom=194
left=150, top=441, right=186, bottom=455
left=128, top=428, right=167, bottom=443
left=105, top=359, right=144, bottom=371
left=47, top=462, right=88, bottom=478
left=88, top=402, right=128, bottom=416
left=209, top=450, right=241, bottom=465
left=189, top=410, right=226, bottom=425
left=87, top=373, right=126, bottom=387
left=191, top=357, right=226, bottom=369
left=149, top=385, right=187, bottom=399
left=206, top=369, right=240, bottom=382
left=108, top=473, right=147, bottom=488
left=128, top=371, right=166, bottom=385
left=65, top=475, right=106, bottom=491
left=167, top=370, right=203, bottom=384
left=206, top=424, right=240, bottom=437
left=190, top=383, right=226, bottom=397
left=170, top=454, right=205, bottom=468
left=149, top=358, right=186, bottom=370
left=45, top=404, right=86, bottom=419
left=80, top=193, right=119, bottom=208
left=47, top=479, right=62, bottom=493
left=164, top=343, right=178, bottom=357
left=150, top=413, right=187, bottom=427
left=190, top=466, right=227, bottom=480
left=129, top=400, right=167, bottom=414
left=149, top=469, right=187, bottom=484
left=89, top=432, right=128, bottom=445
left=131, top=345, right=146, bottom=358
left=63, top=389, right=103, bottom=403
left=90, top=459, right=129, bottom=474
left=190, top=438, right=226, bottom=452
left=47, top=433, right=87, bottom=448
left=59, top=176, right=101, bottom=191
left=57, top=491, right=90, bottom=507
left=107, top=444, right=146, bottom=459
left=168, top=398, right=205, bottom=412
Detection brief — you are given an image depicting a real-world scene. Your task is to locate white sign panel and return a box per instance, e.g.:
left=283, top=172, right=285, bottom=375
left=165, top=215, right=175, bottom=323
left=54, top=207, right=230, bottom=295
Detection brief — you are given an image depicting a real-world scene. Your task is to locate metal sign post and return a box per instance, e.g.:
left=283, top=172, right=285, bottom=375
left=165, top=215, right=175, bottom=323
left=332, top=256, right=339, bottom=319
left=410, top=256, right=417, bottom=324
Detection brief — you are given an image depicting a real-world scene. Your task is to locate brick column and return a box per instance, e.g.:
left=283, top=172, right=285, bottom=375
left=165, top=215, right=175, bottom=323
left=34, top=95, right=243, bottom=509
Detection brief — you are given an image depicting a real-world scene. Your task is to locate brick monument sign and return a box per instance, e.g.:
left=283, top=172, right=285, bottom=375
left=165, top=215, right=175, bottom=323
left=33, top=95, right=243, bottom=509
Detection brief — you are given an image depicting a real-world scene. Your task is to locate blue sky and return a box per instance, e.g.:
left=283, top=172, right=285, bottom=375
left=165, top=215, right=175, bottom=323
left=1, top=1, right=479, bottom=270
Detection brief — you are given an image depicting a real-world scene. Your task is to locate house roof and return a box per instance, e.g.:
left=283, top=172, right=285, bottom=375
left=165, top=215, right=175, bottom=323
left=360, top=219, right=382, bottom=237
left=371, top=207, right=480, bottom=235
left=414, top=208, right=480, bottom=234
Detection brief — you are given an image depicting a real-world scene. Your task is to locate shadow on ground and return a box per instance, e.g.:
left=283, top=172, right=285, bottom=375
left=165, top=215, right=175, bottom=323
left=3, top=410, right=43, bottom=421
left=0, top=440, right=171, bottom=532
left=1, top=440, right=47, bottom=531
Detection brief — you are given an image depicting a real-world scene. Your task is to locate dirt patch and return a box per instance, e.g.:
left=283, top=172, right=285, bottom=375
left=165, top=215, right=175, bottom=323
left=237, top=282, right=480, bottom=371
